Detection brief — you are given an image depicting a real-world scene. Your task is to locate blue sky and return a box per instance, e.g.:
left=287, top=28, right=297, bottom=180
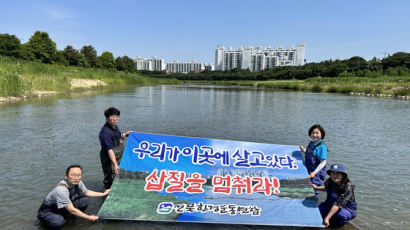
left=1, top=0, right=410, bottom=64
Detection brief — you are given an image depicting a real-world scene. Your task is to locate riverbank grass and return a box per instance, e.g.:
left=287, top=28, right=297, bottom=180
left=204, top=76, right=410, bottom=97
left=0, top=57, right=178, bottom=97
left=2, top=56, right=410, bottom=98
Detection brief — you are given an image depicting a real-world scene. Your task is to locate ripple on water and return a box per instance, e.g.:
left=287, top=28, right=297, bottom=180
left=1, top=87, right=410, bottom=230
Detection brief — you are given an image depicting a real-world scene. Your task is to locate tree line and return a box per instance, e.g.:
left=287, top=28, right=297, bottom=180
left=2, top=31, right=409, bottom=80
left=0, top=31, right=137, bottom=73
left=145, top=53, right=410, bottom=81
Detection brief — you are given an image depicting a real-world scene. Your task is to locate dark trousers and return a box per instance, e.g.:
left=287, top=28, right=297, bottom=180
left=319, top=202, right=356, bottom=227
left=100, top=145, right=124, bottom=189
left=37, top=197, right=90, bottom=230
left=100, top=151, right=115, bottom=189
left=310, top=170, right=325, bottom=200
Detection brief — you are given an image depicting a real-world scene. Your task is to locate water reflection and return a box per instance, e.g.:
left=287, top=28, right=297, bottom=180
left=1, top=84, right=409, bottom=230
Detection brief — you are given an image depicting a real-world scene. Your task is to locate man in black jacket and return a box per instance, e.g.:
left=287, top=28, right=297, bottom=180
left=99, top=107, right=130, bottom=189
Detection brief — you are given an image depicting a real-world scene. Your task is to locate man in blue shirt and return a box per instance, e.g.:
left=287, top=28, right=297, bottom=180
left=99, top=107, right=130, bottom=189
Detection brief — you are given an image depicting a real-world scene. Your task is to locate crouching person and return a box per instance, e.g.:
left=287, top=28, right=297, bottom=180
left=312, top=163, right=357, bottom=228
left=38, top=165, right=110, bottom=230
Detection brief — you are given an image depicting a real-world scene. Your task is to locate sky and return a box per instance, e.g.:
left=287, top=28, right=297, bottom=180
left=1, top=0, right=410, bottom=64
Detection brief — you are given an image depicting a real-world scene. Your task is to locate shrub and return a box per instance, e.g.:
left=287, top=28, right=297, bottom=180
left=363, top=87, right=373, bottom=94
left=311, top=84, right=323, bottom=92
left=392, top=86, right=410, bottom=96
left=338, top=86, right=357, bottom=93
left=327, top=86, right=338, bottom=93
left=0, top=70, right=31, bottom=96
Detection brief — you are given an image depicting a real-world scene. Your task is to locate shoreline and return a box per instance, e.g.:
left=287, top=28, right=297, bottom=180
left=202, top=80, right=410, bottom=100
left=0, top=57, right=179, bottom=103
left=1, top=79, right=108, bottom=103
left=2, top=81, right=410, bottom=104
left=349, top=92, right=410, bottom=100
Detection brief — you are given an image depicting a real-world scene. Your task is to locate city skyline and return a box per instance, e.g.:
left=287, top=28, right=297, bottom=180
left=215, top=44, right=305, bottom=72
left=135, top=56, right=213, bottom=73
left=1, top=0, right=410, bottom=64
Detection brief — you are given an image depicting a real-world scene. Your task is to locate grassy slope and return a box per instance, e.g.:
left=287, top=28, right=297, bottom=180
left=0, top=57, right=179, bottom=97
left=201, top=76, right=410, bottom=97
left=2, top=57, right=409, bottom=98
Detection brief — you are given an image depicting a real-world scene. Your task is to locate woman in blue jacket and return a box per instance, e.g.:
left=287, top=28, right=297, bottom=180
left=299, top=124, right=328, bottom=200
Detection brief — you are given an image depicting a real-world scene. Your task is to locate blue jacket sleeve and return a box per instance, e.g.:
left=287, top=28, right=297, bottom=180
left=315, top=144, right=328, bottom=160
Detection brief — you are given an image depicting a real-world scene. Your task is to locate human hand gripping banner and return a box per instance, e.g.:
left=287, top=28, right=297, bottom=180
left=98, top=132, right=324, bottom=227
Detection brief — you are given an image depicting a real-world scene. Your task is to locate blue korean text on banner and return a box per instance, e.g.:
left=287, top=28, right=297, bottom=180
left=97, top=132, right=324, bottom=227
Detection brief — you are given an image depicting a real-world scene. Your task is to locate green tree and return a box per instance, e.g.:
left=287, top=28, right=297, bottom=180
left=115, top=56, right=136, bottom=72
left=62, top=45, right=90, bottom=67
left=77, top=53, right=90, bottom=68
left=345, top=56, right=368, bottom=72
left=80, top=45, right=97, bottom=67
left=115, top=56, right=124, bottom=71
left=396, top=66, right=409, bottom=76
left=97, top=51, right=115, bottom=69
left=385, top=66, right=409, bottom=76
left=368, top=57, right=382, bottom=71
left=55, top=50, right=69, bottom=65
left=0, top=33, right=21, bottom=58
left=25, top=31, right=57, bottom=63
left=19, top=43, right=34, bottom=60
left=63, top=45, right=80, bottom=66
left=121, top=56, right=137, bottom=72
left=381, top=52, right=410, bottom=69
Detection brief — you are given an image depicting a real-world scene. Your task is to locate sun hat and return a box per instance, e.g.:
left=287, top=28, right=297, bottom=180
left=327, top=163, right=348, bottom=177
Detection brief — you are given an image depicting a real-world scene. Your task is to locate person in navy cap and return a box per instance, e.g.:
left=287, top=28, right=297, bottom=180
left=311, top=163, right=357, bottom=228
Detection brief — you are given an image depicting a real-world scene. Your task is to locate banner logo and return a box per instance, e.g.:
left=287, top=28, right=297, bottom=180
left=157, top=202, right=174, bottom=214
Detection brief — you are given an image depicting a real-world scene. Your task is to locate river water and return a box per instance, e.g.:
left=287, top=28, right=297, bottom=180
left=0, top=85, right=409, bottom=230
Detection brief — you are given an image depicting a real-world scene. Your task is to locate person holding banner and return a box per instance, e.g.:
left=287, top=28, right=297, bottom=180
left=312, top=163, right=357, bottom=228
left=37, top=165, right=111, bottom=230
left=99, top=107, right=131, bottom=189
left=299, top=124, right=328, bottom=200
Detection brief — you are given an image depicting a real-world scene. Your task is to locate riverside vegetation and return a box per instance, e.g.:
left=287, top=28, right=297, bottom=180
left=1, top=31, right=409, bottom=99
left=0, top=31, right=178, bottom=99
left=144, top=53, right=410, bottom=98
left=0, top=56, right=178, bottom=98
left=205, top=76, right=410, bottom=98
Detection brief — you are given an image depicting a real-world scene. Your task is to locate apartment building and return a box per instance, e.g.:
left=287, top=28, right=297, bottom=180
left=215, top=43, right=306, bottom=71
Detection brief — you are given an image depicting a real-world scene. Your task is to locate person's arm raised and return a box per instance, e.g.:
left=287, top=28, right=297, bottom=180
left=121, top=131, right=131, bottom=139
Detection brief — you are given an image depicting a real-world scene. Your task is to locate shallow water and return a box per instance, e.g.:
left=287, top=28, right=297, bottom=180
left=0, top=85, right=409, bottom=229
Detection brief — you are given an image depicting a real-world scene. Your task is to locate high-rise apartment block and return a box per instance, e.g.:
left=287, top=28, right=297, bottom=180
left=166, top=61, right=211, bottom=73
left=204, top=63, right=214, bottom=71
left=135, top=56, right=165, bottom=71
left=136, top=56, right=213, bottom=73
left=215, top=43, right=305, bottom=71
